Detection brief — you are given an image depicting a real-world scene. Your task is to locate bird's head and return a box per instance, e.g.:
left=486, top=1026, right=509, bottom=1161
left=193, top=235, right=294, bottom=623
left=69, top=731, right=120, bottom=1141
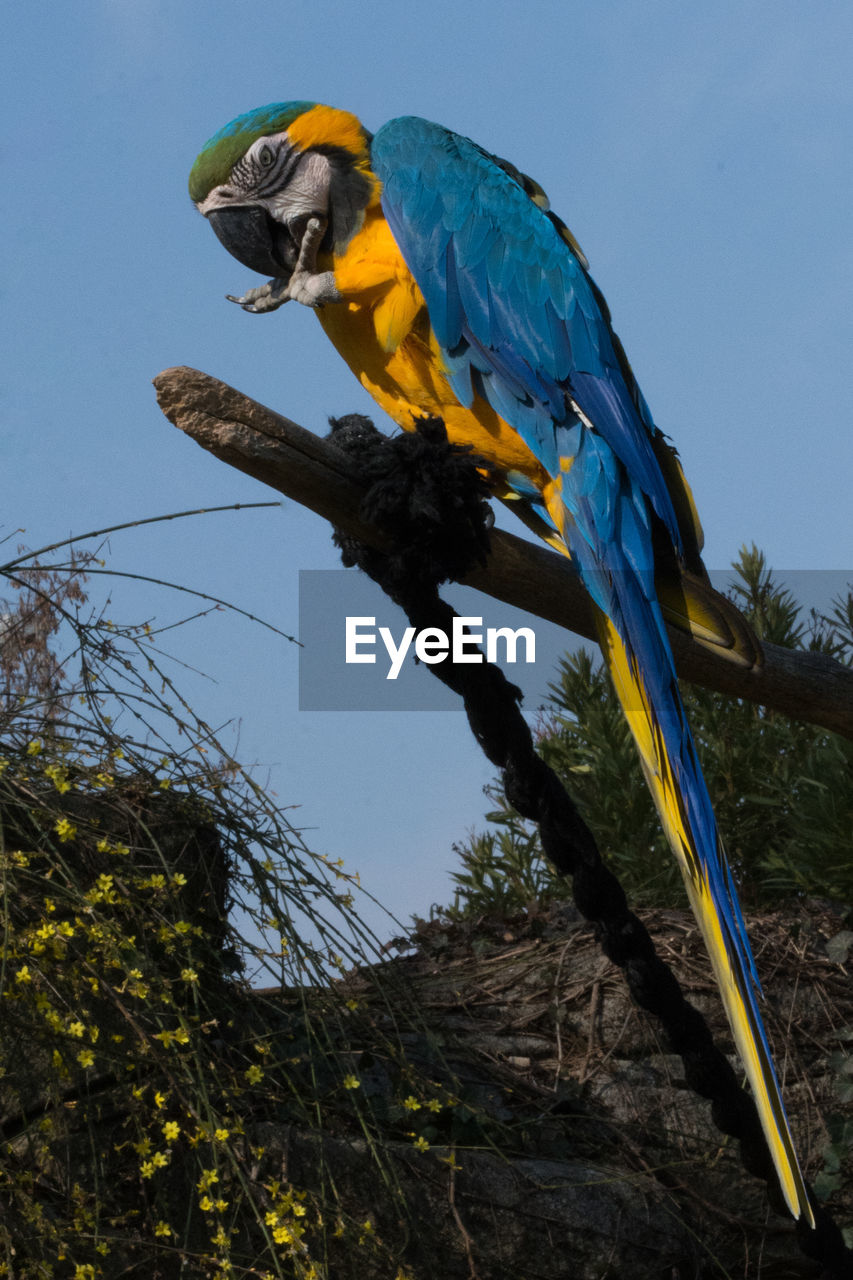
left=189, top=101, right=376, bottom=279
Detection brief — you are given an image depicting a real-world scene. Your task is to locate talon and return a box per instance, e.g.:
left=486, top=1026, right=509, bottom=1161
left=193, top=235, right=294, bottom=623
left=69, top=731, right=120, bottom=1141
left=224, top=278, right=291, bottom=313
left=225, top=292, right=266, bottom=313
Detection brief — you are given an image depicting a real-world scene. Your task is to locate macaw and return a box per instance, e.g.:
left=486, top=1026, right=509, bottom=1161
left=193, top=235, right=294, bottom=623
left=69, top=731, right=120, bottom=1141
left=189, top=102, right=811, bottom=1223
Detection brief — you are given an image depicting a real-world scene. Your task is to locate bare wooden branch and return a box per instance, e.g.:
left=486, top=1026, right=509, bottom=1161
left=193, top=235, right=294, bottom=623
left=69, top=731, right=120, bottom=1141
left=153, top=365, right=853, bottom=740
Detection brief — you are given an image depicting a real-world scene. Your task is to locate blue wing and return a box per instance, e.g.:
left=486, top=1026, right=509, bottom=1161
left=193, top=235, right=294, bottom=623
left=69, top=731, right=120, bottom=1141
left=372, top=115, right=681, bottom=553
left=371, top=115, right=812, bottom=1223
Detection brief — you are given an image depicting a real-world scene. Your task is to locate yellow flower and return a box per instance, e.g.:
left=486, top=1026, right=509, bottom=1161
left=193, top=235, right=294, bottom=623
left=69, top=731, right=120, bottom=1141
left=68, top=1021, right=85, bottom=1039
left=44, top=764, right=71, bottom=793
left=54, top=817, right=76, bottom=843
left=402, top=1095, right=421, bottom=1111
left=272, top=1224, right=293, bottom=1245
left=140, top=1160, right=155, bottom=1179
left=244, top=1064, right=263, bottom=1084
left=181, top=968, right=199, bottom=983
left=162, top=1121, right=180, bottom=1143
left=199, top=1195, right=214, bottom=1213
left=413, top=1136, right=430, bottom=1152
left=213, top=1128, right=229, bottom=1142
left=342, top=1074, right=360, bottom=1091
left=77, top=1049, right=95, bottom=1069
left=14, top=966, right=32, bottom=983
left=27, top=739, right=42, bottom=756
left=154, top=1221, right=171, bottom=1237
left=154, top=1090, right=166, bottom=1109
left=427, top=1099, right=442, bottom=1113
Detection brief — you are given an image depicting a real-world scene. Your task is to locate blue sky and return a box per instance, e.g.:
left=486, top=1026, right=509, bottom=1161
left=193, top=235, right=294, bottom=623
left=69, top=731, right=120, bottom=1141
left=3, top=1, right=851, bottom=933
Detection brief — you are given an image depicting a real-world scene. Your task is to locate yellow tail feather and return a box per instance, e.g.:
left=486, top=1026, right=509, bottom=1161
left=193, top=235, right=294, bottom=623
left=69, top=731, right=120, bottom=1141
left=657, top=568, right=763, bottom=670
left=597, top=613, right=813, bottom=1225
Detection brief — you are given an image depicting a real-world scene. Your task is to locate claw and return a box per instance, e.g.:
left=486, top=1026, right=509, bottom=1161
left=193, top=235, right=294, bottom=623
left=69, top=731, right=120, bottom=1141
left=225, top=279, right=291, bottom=314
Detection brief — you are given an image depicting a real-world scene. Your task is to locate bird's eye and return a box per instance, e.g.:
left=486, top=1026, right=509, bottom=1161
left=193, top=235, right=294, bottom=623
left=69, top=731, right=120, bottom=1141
left=258, top=145, right=275, bottom=168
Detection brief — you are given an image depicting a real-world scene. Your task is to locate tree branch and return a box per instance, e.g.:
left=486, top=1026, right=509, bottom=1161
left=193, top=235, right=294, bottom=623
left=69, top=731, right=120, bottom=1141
left=153, top=366, right=853, bottom=740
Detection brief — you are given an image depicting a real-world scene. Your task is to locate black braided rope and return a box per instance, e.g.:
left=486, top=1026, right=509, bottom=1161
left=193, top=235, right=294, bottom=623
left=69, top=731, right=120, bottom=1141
left=328, top=413, right=852, bottom=1279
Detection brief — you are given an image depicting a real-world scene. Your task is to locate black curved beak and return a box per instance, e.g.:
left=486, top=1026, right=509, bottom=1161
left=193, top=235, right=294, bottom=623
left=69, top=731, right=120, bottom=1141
left=207, top=206, right=298, bottom=278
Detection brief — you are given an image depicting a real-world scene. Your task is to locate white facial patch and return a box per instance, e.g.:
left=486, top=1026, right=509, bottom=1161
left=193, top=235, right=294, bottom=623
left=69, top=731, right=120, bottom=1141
left=267, top=151, right=332, bottom=225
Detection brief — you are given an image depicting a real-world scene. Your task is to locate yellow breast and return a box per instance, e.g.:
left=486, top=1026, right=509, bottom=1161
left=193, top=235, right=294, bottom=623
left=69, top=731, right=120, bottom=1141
left=315, top=207, right=553, bottom=493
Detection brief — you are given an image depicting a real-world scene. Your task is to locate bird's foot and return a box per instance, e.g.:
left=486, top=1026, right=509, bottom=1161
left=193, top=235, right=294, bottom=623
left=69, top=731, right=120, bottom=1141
left=285, top=215, right=342, bottom=307
left=226, top=278, right=292, bottom=313
left=225, top=217, right=341, bottom=313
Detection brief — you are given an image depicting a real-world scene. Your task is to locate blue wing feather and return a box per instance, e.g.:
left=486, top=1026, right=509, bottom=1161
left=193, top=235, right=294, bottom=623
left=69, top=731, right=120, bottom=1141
left=369, top=115, right=809, bottom=1218
left=373, top=116, right=681, bottom=547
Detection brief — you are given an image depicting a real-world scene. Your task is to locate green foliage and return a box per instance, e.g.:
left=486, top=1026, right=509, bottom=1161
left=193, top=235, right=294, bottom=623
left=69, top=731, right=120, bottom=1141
left=0, top=536, right=435, bottom=1280
left=446, top=546, right=853, bottom=918
left=447, top=817, right=555, bottom=917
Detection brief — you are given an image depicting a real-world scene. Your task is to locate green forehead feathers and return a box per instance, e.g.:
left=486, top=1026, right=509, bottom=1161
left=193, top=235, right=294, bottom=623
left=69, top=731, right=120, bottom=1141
left=188, top=100, right=317, bottom=202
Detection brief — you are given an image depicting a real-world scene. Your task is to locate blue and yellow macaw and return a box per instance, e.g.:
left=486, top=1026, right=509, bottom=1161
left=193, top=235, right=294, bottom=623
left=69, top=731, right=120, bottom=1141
left=190, top=102, right=811, bottom=1222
